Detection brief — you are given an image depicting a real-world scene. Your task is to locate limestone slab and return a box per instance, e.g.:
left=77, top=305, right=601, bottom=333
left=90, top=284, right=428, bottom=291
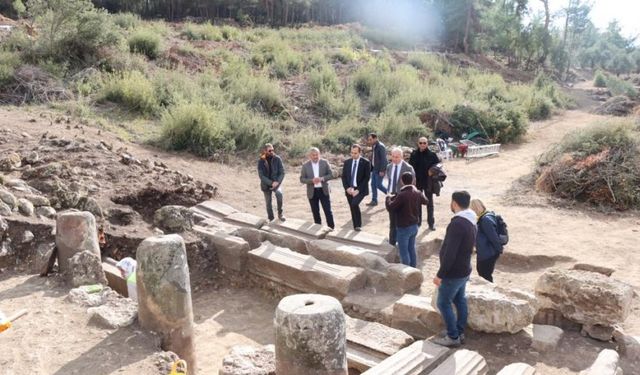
left=428, top=349, right=488, bottom=375
left=273, top=217, right=331, bottom=238
left=220, top=345, right=275, bottom=375
left=103, top=262, right=128, bottom=297
left=198, top=230, right=251, bottom=272
left=613, top=330, right=640, bottom=360
left=326, top=228, right=396, bottom=261
left=391, top=294, right=443, bottom=338
left=309, top=238, right=395, bottom=264
left=247, top=243, right=366, bottom=299
left=496, top=363, right=536, bottom=375
left=191, top=200, right=238, bottom=219
left=361, top=340, right=449, bottom=375
left=528, top=324, right=563, bottom=352
left=579, top=349, right=622, bottom=375
left=260, top=227, right=309, bottom=254
left=223, top=212, right=267, bottom=229
left=535, top=268, right=633, bottom=326
left=346, top=315, right=414, bottom=356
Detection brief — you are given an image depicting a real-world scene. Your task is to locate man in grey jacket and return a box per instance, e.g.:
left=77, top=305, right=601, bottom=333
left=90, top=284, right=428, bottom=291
left=300, top=147, right=335, bottom=229
left=257, top=143, right=285, bottom=222
left=385, top=147, right=415, bottom=245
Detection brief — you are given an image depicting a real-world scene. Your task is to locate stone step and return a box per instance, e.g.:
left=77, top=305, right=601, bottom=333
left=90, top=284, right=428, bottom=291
left=391, top=294, right=443, bottom=338
left=222, top=212, right=267, bottom=229
left=326, top=228, right=396, bottom=261
left=308, top=240, right=423, bottom=294
left=261, top=218, right=331, bottom=253
left=496, top=363, right=536, bottom=375
left=190, top=200, right=238, bottom=219
left=247, top=242, right=366, bottom=299
left=346, top=315, right=414, bottom=372
left=428, top=349, right=488, bottom=375
left=361, top=340, right=449, bottom=375
left=197, top=230, right=251, bottom=272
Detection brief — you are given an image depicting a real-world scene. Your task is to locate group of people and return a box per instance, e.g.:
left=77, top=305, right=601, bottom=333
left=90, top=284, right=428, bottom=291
left=257, top=134, right=506, bottom=348
left=257, top=133, right=442, bottom=268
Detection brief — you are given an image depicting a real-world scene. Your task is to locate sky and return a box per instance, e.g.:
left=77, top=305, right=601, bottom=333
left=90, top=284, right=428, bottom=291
left=530, top=0, right=640, bottom=40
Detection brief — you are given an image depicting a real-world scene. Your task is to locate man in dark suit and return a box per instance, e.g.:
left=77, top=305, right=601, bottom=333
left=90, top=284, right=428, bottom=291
left=341, top=144, right=371, bottom=231
left=409, top=136, right=441, bottom=230
left=367, top=133, right=388, bottom=206
left=300, top=147, right=335, bottom=229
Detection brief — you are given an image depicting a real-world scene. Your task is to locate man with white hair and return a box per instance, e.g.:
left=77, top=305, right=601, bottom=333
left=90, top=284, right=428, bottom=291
left=300, top=147, right=335, bottom=229
left=385, top=147, right=415, bottom=245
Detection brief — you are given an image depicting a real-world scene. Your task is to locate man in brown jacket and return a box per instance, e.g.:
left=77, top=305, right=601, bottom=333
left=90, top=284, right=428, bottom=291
left=385, top=172, right=428, bottom=267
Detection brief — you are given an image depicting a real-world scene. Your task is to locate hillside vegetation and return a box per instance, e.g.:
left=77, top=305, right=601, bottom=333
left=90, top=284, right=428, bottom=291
left=0, top=0, right=571, bottom=158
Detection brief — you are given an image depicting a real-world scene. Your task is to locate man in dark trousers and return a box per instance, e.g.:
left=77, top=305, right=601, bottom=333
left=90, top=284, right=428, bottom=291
left=341, top=144, right=371, bottom=231
left=409, top=136, right=441, bottom=230
left=432, top=191, right=477, bottom=347
left=257, top=143, right=286, bottom=222
left=300, top=147, right=335, bottom=229
left=366, top=133, right=388, bottom=206
left=385, top=172, right=427, bottom=267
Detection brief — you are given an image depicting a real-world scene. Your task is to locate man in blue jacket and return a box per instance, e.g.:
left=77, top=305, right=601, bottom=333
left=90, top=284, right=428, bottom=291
left=257, top=143, right=285, bottom=222
left=432, top=191, right=477, bottom=347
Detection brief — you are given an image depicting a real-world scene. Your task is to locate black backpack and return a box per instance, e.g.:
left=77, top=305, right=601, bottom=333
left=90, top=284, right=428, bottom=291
left=495, top=214, right=509, bottom=245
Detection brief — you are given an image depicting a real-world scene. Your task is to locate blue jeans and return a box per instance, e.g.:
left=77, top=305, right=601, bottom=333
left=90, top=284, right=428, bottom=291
left=370, top=172, right=388, bottom=203
left=436, top=277, right=469, bottom=339
left=395, top=224, right=418, bottom=267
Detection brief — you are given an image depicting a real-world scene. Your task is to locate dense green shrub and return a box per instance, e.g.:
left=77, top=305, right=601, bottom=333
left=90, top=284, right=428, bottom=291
left=225, top=105, right=273, bottom=152
left=526, top=94, right=554, bottom=121
left=593, top=70, right=607, bottom=88
left=251, top=39, right=303, bottom=78
left=112, top=12, right=140, bottom=29
left=0, top=51, right=21, bottom=85
left=222, top=63, right=284, bottom=113
left=372, top=113, right=428, bottom=146
left=181, top=23, right=223, bottom=41
left=221, top=25, right=240, bottom=40
left=322, top=118, right=373, bottom=152
left=129, top=29, right=162, bottom=59
left=102, top=70, right=158, bottom=115
left=449, top=104, right=527, bottom=143
left=407, top=52, right=448, bottom=73
left=160, top=102, right=234, bottom=156
left=29, top=0, right=122, bottom=65
left=309, top=65, right=359, bottom=120
left=605, top=75, right=638, bottom=98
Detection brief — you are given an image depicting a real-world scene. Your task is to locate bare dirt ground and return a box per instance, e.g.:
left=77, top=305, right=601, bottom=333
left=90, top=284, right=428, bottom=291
left=1, top=86, right=639, bottom=374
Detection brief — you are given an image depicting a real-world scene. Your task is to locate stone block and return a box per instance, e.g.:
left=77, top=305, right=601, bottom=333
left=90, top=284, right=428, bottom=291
left=308, top=239, right=388, bottom=270
left=433, top=277, right=537, bottom=334
left=260, top=227, right=308, bottom=254
left=191, top=200, right=238, bottom=219
left=88, top=298, right=137, bottom=329
left=220, top=345, right=275, bottom=375
left=223, top=212, right=267, bottom=229
left=579, top=349, right=622, bottom=375
left=326, top=228, right=396, bottom=261
left=581, top=324, right=615, bottom=342
left=247, top=243, right=366, bottom=299
left=346, top=315, right=414, bottom=357
left=67, top=250, right=108, bottom=287
left=533, top=308, right=582, bottom=332
left=56, top=211, right=100, bottom=273
left=386, top=264, right=423, bottom=294
left=203, top=231, right=251, bottom=272
left=232, top=227, right=266, bottom=249
left=613, top=329, right=640, bottom=360
left=527, top=324, right=563, bottom=352
left=391, top=294, right=443, bottom=338
left=103, top=262, right=129, bottom=297
left=428, top=349, right=488, bottom=375
left=571, top=263, right=615, bottom=277
left=361, top=340, right=449, bottom=375
left=496, top=363, right=536, bottom=375
left=535, top=268, right=634, bottom=326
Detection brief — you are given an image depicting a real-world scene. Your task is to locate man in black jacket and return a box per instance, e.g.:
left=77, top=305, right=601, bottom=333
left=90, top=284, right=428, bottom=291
left=409, top=136, right=440, bottom=230
left=341, top=144, right=371, bottom=231
left=366, top=133, right=388, bottom=206
left=257, top=143, right=285, bottom=222
left=432, top=191, right=477, bottom=347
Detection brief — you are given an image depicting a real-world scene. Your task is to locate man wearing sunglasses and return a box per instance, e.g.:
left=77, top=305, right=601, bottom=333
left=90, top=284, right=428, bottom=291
left=409, top=137, right=441, bottom=230
left=258, top=143, right=286, bottom=222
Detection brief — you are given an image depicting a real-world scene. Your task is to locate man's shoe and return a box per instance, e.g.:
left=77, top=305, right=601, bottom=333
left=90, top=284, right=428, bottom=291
left=366, top=201, right=378, bottom=206
left=432, top=335, right=461, bottom=347
left=429, top=225, right=436, bottom=231
left=440, top=330, right=465, bottom=344
left=278, top=215, right=286, bottom=222
left=354, top=227, right=362, bottom=231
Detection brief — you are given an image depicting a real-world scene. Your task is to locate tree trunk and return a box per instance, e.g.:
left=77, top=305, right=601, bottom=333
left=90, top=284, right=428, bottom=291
left=463, top=0, right=472, bottom=54
left=539, top=0, right=551, bottom=65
